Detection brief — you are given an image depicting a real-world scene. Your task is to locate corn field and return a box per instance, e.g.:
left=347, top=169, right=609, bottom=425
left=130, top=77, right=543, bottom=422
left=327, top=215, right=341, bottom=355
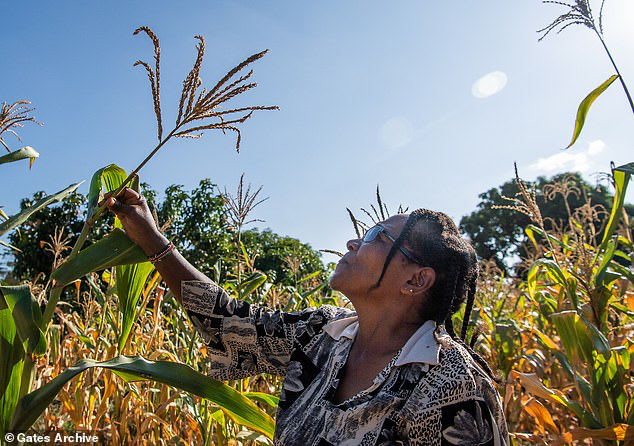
left=3, top=2, right=634, bottom=444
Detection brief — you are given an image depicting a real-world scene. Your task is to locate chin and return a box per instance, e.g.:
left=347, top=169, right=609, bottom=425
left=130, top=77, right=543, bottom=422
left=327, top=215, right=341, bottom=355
left=330, top=266, right=352, bottom=293
left=329, top=272, right=342, bottom=292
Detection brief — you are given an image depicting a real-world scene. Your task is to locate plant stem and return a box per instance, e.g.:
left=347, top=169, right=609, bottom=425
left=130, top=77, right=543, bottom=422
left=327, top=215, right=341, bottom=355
left=67, top=128, right=179, bottom=259
left=595, top=30, right=634, bottom=117
left=41, top=285, right=63, bottom=328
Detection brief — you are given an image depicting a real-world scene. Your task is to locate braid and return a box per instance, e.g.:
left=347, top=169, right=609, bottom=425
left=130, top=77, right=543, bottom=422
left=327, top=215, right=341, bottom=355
left=460, top=253, right=479, bottom=341
left=444, top=313, right=457, bottom=338
left=373, top=208, right=498, bottom=381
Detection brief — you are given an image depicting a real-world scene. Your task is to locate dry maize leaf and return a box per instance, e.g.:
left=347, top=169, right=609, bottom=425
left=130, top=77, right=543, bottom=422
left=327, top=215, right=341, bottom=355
left=92, top=371, right=117, bottom=430
left=626, top=292, right=634, bottom=312
left=570, top=424, right=634, bottom=441
left=73, top=279, right=81, bottom=299
left=550, top=431, right=573, bottom=446
left=524, top=397, right=559, bottom=434
left=531, top=327, right=558, bottom=350
left=512, top=371, right=572, bottom=408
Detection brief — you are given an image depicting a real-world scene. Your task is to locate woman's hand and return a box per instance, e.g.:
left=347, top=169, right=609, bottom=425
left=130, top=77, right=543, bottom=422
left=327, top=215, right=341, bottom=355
left=99, top=188, right=168, bottom=256
left=100, top=187, right=210, bottom=304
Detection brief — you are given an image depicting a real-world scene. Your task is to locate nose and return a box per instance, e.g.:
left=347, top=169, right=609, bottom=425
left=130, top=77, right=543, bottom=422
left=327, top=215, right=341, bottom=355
left=346, top=238, right=361, bottom=252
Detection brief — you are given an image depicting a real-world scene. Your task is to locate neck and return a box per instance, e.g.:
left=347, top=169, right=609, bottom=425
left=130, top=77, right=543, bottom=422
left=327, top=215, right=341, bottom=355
left=349, top=290, right=424, bottom=359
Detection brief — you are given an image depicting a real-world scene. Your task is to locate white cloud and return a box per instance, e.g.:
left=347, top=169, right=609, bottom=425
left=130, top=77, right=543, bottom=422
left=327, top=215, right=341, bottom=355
left=587, top=139, right=606, bottom=155
left=380, top=117, right=414, bottom=149
left=528, top=139, right=607, bottom=174
left=472, top=71, right=508, bottom=98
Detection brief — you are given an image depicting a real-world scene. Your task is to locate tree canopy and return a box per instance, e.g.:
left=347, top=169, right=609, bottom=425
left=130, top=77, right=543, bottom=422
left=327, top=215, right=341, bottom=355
left=5, top=179, right=325, bottom=286
left=459, top=172, right=634, bottom=274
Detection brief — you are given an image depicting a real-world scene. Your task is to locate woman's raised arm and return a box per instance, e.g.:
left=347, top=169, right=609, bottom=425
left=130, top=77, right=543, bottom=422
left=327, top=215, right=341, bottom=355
left=100, top=187, right=209, bottom=304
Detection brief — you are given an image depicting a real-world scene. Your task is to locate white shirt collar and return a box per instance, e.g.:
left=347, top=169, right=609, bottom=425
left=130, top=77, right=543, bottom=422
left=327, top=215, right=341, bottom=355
left=322, top=316, right=441, bottom=366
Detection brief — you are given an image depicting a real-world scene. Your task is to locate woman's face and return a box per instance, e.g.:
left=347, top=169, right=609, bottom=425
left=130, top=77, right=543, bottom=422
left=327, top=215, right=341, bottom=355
left=330, top=214, right=416, bottom=298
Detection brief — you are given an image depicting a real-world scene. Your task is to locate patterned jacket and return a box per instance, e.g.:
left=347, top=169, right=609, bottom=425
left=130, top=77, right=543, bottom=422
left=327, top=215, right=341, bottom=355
left=182, top=280, right=509, bottom=446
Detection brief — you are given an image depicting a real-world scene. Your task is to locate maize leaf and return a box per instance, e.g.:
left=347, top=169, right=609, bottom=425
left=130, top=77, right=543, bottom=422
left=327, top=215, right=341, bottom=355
left=552, top=310, right=610, bottom=367
left=51, top=229, right=146, bottom=285
left=0, top=290, right=25, bottom=437
left=569, top=424, right=634, bottom=441
left=117, top=261, right=154, bottom=352
left=565, top=75, right=618, bottom=149
left=86, top=164, right=127, bottom=221
left=244, top=392, right=280, bottom=408
left=0, top=285, right=46, bottom=357
left=0, top=182, right=82, bottom=238
left=511, top=371, right=592, bottom=424
left=524, top=397, right=559, bottom=434
left=10, top=355, right=275, bottom=439
left=0, top=146, right=39, bottom=167
left=595, top=239, right=617, bottom=287
left=597, top=163, right=633, bottom=256
left=240, top=271, right=268, bottom=299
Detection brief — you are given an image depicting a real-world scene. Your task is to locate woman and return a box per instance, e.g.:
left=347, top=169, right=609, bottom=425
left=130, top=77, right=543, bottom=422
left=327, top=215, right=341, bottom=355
left=102, top=188, right=509, bottom=445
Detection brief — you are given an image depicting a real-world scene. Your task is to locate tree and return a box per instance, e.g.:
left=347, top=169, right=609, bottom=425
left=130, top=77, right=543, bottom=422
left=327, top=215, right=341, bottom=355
left=241, top=228, right=325, bottom=286
left=5, top=179, right=326, bottom=287
left=459, top=172, right=634, bottom=274
left=6, top=191, right=113, bottom=282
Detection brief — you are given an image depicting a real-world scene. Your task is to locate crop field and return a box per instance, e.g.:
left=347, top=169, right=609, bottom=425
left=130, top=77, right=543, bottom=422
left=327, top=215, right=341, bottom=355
left=2, top=1, right=634, bottom=445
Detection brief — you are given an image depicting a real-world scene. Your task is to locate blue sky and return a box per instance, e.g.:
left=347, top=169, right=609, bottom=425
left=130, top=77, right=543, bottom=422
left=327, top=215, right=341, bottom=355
left=1, top=1, right=633, bottom=265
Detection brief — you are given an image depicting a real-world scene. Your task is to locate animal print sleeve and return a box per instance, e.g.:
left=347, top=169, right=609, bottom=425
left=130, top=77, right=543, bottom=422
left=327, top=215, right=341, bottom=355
left=181, top=280, right=348, bottom=381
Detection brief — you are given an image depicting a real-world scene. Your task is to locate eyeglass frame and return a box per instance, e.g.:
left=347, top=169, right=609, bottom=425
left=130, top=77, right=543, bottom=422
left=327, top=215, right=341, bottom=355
left=362, top=224, right=423, bottom=265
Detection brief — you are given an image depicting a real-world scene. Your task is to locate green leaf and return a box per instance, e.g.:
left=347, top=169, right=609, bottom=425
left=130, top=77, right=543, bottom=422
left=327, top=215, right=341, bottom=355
left=0, top=291, right=25, bottom=437
left=551, top=311, right=610, bottom=368
left=51, top=228, right=147, bottom=286
left=0, top=146, right=40, bottom=167
left=598, top=164, right=632, bottom=253
left=527, top=258, right=571, bottom=305
left=244, top=391, right=280, bottom=408
left=10, top=356, right=275, bottom=438
left=86, top=164, right=127, bottom=228
left=525, top=224, right=571, bottom=250
left=0, top=285, right=46, bottom=357
left=594, top=239, right=616, bottom=287
left=525, top=226, right=539, bottom=250
left=566, top=75, right=618, bottom=149
left=240, top=271, right=268, bottom=298
left=0, top=182, right=82, bottom=238
left=116, top=262, right=154, bottom=352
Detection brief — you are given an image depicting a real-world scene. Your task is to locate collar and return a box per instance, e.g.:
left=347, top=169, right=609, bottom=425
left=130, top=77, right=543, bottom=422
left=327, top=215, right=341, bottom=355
left=322, top=316, right=441, bottom=366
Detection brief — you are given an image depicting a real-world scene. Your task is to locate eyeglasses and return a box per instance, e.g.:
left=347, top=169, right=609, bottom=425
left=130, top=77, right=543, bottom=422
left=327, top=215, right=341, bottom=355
left=362, top=224, right=422, bottom=265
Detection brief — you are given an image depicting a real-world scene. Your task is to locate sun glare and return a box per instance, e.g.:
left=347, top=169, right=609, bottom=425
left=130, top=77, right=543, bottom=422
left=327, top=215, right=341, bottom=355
left=472, top=71, right=508, bottom=99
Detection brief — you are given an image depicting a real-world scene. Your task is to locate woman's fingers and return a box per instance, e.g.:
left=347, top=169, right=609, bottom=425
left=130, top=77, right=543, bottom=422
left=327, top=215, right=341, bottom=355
left=100, top=187, right=142, bottom=207
left=117, top=187, right=142, bottom=201
left=105, top=197, right=131, bottom=216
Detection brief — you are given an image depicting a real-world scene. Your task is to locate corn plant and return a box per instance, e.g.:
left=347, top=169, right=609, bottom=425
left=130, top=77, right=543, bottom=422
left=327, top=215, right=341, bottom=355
left=539, top=0, right=633, bottom=148
left=489, top=163, right=634, bottom=444
left=0, top=26, right=279, bottom=442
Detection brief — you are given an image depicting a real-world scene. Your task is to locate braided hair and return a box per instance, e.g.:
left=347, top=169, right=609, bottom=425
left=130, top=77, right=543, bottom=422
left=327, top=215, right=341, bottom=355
left=373, top=209, right=497, bottom=380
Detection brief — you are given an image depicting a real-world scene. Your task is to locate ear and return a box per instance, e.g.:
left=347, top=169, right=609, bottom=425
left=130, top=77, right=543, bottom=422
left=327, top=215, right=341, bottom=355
left=401, top=267, right=435, bottom=297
